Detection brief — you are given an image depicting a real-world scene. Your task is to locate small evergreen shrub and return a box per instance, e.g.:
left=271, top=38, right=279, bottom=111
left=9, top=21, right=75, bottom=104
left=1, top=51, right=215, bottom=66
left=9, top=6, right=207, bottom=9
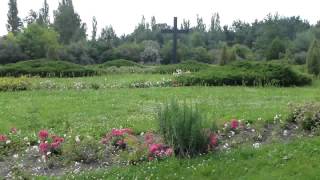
left=287, top=103, right=320, bottom=131
left=157, top=100, right=209, bottom=157
left=0, top=59, right=96, bottom=77
left=154, top=60, right=210, bottom=74
left=176, top=61, right=312, bottom=87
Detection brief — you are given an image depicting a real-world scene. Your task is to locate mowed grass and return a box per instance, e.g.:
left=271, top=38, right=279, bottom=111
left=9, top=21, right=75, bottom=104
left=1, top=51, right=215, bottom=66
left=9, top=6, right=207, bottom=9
left=0, top=75, right=319, bottom=138
left=60, top=136, right=320, bottom=180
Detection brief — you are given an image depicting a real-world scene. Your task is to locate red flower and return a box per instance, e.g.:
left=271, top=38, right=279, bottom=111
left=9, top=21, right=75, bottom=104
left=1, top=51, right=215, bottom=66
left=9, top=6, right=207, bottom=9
left=209, top=134, right=218, bottom=146
left=0, top=135, right=7, bottom=142
left=39, top=142, right=49, bottom=154
left=10, top=128, right=17, bottom=134
left=38, top=130, right=49, bottom=141
left=231, top=119, right=239, bottom=129
left=144, top=132, right=154, bottom=145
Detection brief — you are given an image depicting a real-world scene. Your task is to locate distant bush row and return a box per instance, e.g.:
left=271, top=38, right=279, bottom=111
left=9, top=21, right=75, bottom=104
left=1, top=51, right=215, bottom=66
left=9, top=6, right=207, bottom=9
left=0, top=60, right=96, bottom=77
left=176, top=61, right=312, bottom=87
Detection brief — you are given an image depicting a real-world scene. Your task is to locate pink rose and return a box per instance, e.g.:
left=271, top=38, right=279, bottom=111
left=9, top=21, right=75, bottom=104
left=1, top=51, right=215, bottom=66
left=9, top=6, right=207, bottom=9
left=231, top=119, right=239, bottom=129
left=38, top=130, right=49, bottom=141
left=39, top=142, right=50, bottom=154
left=0, top=135, right=7, bottom=142
left=209, top=134, right=218, bottom=146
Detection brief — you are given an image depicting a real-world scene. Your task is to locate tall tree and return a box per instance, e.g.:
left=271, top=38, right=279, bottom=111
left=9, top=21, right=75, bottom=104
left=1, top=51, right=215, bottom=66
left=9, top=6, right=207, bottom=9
left=53, top=0, right=86, bottom=44
left=151, top=16, right=157, bottom=32
left=91, top=16, right=98, bottom=41
left=195, top=14, right=206, bottom=32
left=7, top=0, right=22, bottom=34
left=210, top=12, right=221, bottom=32
left=307, top=39, right=320, bottom=75
left=38, top=0, right=50, bottom=25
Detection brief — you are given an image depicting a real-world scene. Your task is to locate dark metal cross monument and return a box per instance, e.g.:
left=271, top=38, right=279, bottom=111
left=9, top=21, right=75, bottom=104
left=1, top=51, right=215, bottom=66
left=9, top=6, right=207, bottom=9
left=161, top=17, right=189, bottom=64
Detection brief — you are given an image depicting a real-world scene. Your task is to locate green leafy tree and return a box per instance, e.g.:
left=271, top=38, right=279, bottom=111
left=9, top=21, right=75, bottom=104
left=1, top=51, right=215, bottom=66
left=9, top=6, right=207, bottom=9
left=38, top=0, right=50, bottom=26
left=307, top=39, right=320, bottom=75
left=7, top=0, right=23, bottom=34
left=0, top=33, right=27, bottom=64
left=17, top=23, right=61, bottom=59
left=220, top=45, right=228, bottom=65
left=266, top=37, right=286, bottom=60
left=53, top=0, right=86, bottom=44
left=91, top=16, right=98, bottom=41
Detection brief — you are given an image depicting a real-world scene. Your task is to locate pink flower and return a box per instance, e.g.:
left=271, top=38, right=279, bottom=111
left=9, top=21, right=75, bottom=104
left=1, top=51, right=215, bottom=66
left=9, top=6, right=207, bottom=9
left=111, top=128, right=133, bottom=136
left=39, top=142, right=49, bottom=154
left=165, top=148, right=174, bottom=156
left=149, top=144, right=163, bottom=154
left=148, top=157, right=154, bottom=161
left=0, top=135, right=7, bottom=142
left=52, top=136, right=64, bottom=143
left=144, top=132, right=154, bottom=145
left=10, top=128, right=17, bottom=134
left=38, top=130, right=49, bottom=141
left=50, top=142, right=61, bottom=149
left=116, top=139, right=125, bottom=146
left=209, top=134, right=218, bottom=146
left=231, top=119, right=239, bottom=129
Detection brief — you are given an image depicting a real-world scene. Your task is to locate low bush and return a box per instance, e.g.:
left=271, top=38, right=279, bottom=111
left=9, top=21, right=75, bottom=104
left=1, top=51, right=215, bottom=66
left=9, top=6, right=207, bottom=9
left=157, top=100, right=209, bottom=157
left=0, top=59, right=96, bottom=77
left=98, top=59, right=145, bottom=68
left=0, top=76, right=31, bottom=91
left=154, top=60, right=210, bottom=74
left=287, top=103, right=320, bottom=131
left=176, top=61, right=312, bottom=87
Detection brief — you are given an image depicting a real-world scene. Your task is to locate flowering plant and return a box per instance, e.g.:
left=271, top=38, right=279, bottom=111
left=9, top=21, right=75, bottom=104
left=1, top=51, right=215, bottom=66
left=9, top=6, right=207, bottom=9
left=38, top=130, right=64, bottom=156
left=148, top=143, right=173, bottom=160
left=101, top=128, right=133, bottom=149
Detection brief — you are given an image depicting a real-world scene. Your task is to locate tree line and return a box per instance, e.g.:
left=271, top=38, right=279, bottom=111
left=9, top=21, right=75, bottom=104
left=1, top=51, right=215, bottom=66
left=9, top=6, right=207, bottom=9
left=1, top=0, right=320, bottom=74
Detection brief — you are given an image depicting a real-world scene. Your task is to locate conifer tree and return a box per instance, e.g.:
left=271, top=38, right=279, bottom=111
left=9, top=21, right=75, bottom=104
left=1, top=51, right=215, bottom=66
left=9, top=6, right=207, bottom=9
left=7, top=0, right=22, bottom=34
left=307, top=39, right=320, bottom=75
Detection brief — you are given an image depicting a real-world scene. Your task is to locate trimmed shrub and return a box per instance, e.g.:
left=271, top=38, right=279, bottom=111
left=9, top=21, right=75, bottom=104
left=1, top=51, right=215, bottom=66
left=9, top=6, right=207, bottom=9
left=0, top=59, right=96, bottom=77
left=98, top=59, right=144, bottom=68
left=154, top=60, right=210, bottom=74
left=157, top=100, right=209, bottom=157
left=176, top=61, right=312, bottom=87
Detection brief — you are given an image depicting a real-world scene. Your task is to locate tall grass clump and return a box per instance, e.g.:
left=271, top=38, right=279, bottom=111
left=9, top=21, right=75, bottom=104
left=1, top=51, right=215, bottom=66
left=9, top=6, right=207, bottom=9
left=157, top=100, right=208, bottom=157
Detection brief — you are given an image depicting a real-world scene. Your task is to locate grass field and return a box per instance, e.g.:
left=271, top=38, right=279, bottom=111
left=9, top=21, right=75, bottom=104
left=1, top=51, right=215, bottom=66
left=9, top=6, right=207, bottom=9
left=1, top=74, right=320, bottom=179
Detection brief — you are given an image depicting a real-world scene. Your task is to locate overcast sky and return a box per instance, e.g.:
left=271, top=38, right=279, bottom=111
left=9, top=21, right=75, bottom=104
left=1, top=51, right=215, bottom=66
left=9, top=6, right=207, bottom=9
left=0, top=0, right=319, bottom=37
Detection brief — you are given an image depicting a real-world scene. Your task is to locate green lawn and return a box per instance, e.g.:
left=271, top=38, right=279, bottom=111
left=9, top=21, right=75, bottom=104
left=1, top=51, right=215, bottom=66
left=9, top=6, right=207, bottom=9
left=1, top=75, right=320, bottom=179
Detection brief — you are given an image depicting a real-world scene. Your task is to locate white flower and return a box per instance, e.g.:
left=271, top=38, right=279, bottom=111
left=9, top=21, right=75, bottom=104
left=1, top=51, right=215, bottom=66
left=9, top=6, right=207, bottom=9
left=253, top=143, right=261, bottom=149
left=230, top=131, right=235, bottom=136
left=13, top=154, right=19, bottom=159
left=23, top=137, right=29, bottom=141
left=6, top=140, right=11, bottom=144
left=283, top=130, right=289, bottom=136
left=140, top=132, right=145, bottom=136
left=47, top=152, right=51, bottom=156
left=32, top=145, right=39, bottom=151
left=75, top=135, right=81, bottom=143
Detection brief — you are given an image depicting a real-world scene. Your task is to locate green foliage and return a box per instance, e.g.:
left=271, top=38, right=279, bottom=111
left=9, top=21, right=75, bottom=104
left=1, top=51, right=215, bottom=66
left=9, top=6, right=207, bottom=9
left=0, top=76, right=31, bottom=91
left=98, top=59, right=144, bottom=68
left=0, top=59, right=96, bottom=77
left=153, top=60, right=210, bottom=74
left=62, top=137, right=105, bottom=164
left=177, top=61, right=312, bottom=87
left=219, top=45, right=228, bottom=65
left=306, top=39, right=320, bottom=75
left=157, top=100, right=209, bottom=157
left=59, top=40, right=94, bottom=65
left=53, top=0, right=86, bottom=44
left=287, top=103, right=320, bottom=131
left=7, top=0, right=23, bottom=34
left=17, top=23, right=60, bottom=59
left=0, top=33, right=27, bottom=64
left=266, top=37, right=286, bottom=60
